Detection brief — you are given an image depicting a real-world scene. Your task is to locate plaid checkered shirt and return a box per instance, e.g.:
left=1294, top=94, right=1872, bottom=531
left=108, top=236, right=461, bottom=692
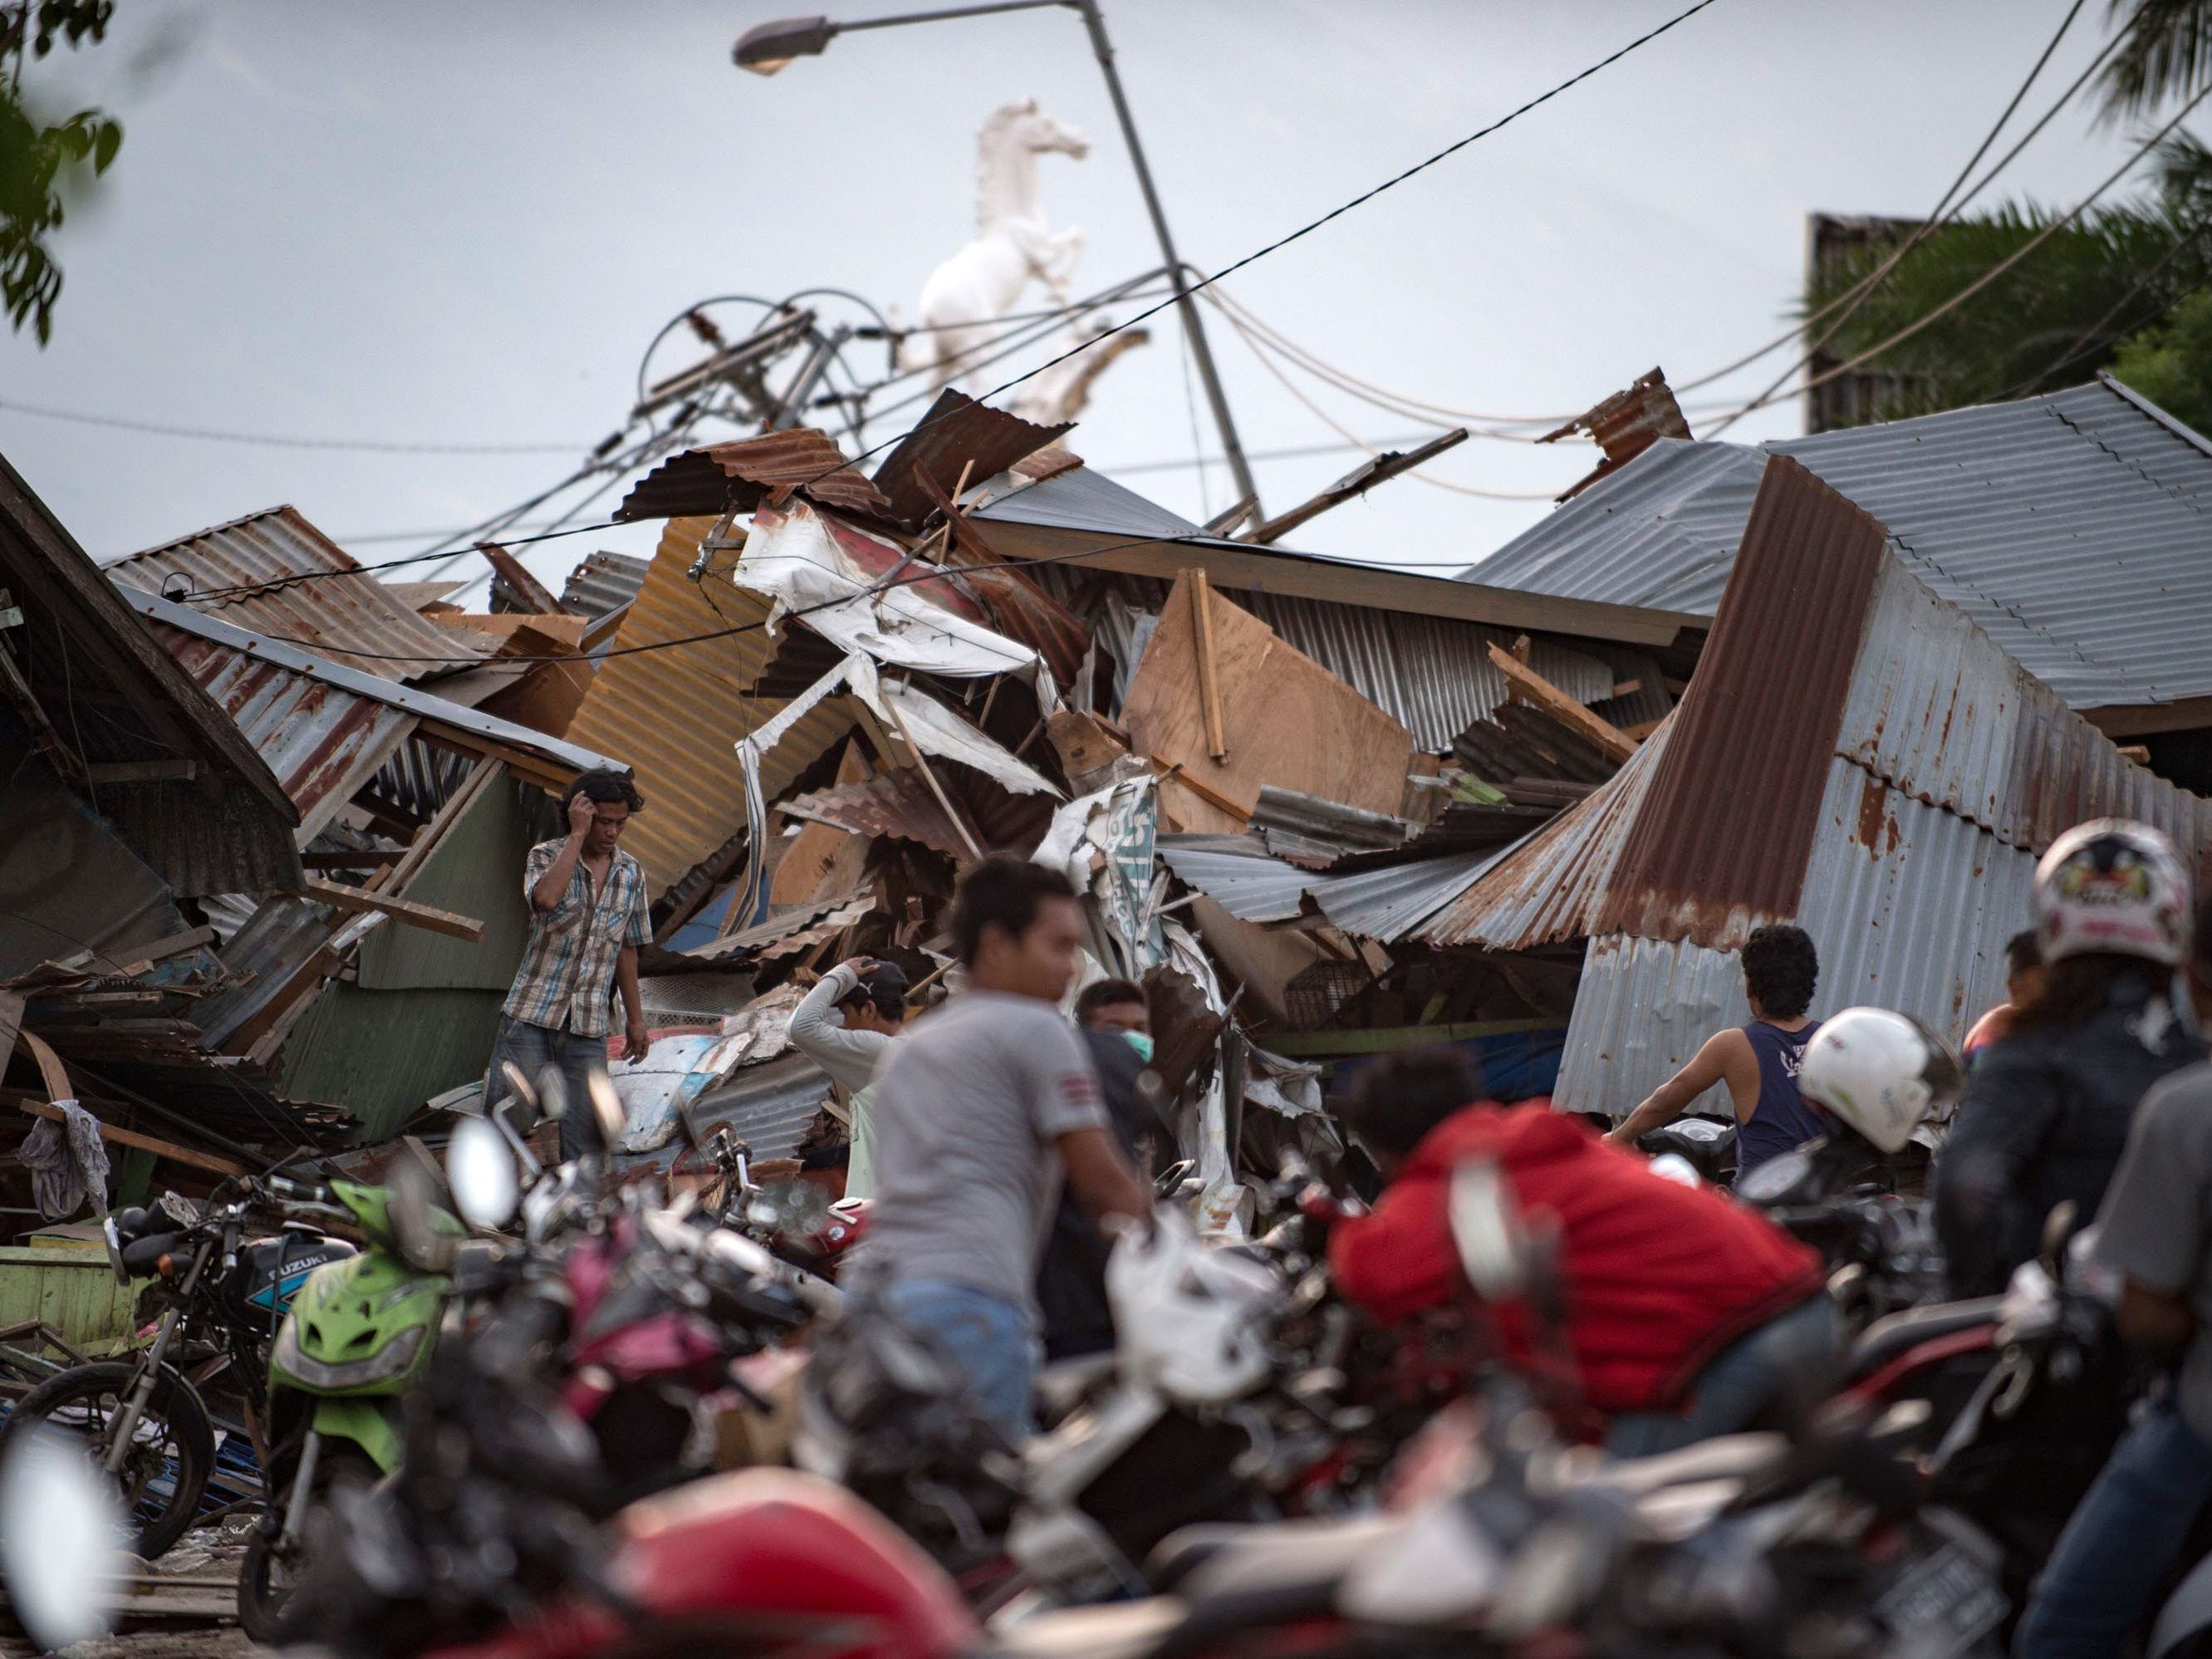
left=503, top=838, right=651, bottom=1038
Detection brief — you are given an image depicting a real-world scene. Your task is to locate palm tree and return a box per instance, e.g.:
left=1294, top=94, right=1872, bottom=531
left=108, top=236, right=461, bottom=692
left=1798, top=2, right=2212, bottom=434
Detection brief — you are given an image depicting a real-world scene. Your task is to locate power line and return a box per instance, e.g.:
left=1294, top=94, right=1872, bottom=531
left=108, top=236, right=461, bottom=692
left=0, top=395, right=596, bottom=454
left=1714, top=76, right=2212, bottom=432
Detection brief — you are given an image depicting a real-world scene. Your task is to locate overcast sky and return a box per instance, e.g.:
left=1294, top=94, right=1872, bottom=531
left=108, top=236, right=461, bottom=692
left=0, top=0, right=2160, bottom=599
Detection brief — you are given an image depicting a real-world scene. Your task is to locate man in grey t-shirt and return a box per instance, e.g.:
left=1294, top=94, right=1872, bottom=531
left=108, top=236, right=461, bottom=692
left=857, top=856, right=1151, bottom=1436
left=2018, top=896, right=2212, bottom=1659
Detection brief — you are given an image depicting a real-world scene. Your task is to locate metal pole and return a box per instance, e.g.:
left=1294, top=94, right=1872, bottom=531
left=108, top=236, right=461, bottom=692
left=1070, top=0, right=1259, bottom=511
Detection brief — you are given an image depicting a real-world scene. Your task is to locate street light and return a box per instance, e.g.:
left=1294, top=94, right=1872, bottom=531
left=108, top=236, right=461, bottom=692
left=734, top=0, right=1261, bottom=513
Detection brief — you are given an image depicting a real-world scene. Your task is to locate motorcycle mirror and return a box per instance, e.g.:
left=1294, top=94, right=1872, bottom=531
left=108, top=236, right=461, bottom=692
left=581, top=1071, right=625, bottom=1155
left=447, top=1115, right=521, bottom=1231
left=2041, top=1200, right=2079, bottom=1271
left=1448, top=1157, right=1527, bottom=1303
left=0, top=1427, right=125, bottom=1652
left=500, top=1060, right=542, bottom=1118
left=1647, top=1152, right=1702, bottom=1188
left=387, top=1161, right=459, bottom=1275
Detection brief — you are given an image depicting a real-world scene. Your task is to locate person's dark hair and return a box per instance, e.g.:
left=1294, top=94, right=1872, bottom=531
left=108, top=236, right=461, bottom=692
left=1742, top=924, right=1818, bottom=1020
left=562, top=768, right=645, bottom=815
left=1341, top=1047, right=1484, bottom=1163
left=1075, top=978, right=1146, bottom=1025
left=2004, top=930, right=2042, bottom=979
left=947, top=856, right=1078, bottom=965
left=2013, top=951, right=2170, bottom=1034
left=839, top=961, right=911, bottom=1020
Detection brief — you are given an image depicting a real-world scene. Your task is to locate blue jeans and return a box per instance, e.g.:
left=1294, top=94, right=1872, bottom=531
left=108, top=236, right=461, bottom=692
left=2015, top=1396, right=2212, bottom=1659
left=484, top=1016, right=606, bottom=1161
left=1605, top=1295, right=1840, bottom=1458
left=884, top=1279, right=1037, bottom=1441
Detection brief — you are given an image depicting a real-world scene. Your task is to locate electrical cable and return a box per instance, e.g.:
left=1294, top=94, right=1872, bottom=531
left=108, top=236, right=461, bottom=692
left=0, top=395, right=594, bottom=454
left=1704, top=75, right=2212, bottom=434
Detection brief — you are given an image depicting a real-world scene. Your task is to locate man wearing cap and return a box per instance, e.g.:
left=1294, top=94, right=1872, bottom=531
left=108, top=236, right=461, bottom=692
left=786, top=955, right=910, bottom=1197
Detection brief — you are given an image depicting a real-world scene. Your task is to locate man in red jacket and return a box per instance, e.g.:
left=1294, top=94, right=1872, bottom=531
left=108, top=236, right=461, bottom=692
left=1328, top=1049, right=1832, bottom=1456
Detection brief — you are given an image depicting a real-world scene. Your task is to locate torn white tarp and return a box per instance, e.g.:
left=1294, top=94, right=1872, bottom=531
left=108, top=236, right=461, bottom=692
left=1035, top=767, right=1164, bottom=978
left=737, top=502, right=1056, bottom=700
left=727, top=651, right=1059, bottom=929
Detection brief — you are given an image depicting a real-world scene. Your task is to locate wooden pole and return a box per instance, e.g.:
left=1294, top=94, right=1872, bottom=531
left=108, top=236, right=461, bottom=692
left=1189, top=570, right=1228, bottom=762
left=881, top=691, right=986, bottom=861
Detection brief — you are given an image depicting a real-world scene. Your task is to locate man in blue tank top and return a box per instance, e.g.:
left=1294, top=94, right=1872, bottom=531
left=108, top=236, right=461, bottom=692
left=1602, top=925, right=1827, bottom=1177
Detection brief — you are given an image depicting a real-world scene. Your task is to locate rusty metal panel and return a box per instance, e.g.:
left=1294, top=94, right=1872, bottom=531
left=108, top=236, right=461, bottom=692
left=1418, top=719, right=1674, bottom=949
left=110, top=506, right=486, bottom=684
left=561, top=551, right=649, bottom=618
left=616, top=429, right=890, bottom=523
left=1543, top=368, right=1695, bottom=502
left=1596, top=457, right=1886, bottom=947
left=153, top=622, right=417, bottom=843
left=868, top=388, right=1071, bottom=528
left=562, top=517, right=854, bottom=899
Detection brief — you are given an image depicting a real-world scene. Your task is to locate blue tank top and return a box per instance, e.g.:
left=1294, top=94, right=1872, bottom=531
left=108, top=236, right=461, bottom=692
left=1736, top=1019, right=1826, bottom=1175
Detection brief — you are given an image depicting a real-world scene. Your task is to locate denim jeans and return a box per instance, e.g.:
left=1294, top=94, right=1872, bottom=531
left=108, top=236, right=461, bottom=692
left=883, top=1279, right=1038, bottom=1441
left=1604, top=1294, right=1840, bottom=1458
left=484, top=1016, right=607, bottom=1161
left=2015, top=1396, right=2212, bottom=1659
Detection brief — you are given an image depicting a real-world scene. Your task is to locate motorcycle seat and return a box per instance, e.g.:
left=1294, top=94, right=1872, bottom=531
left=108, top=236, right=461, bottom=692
left=1145, top=1513, right=1407, bottom=1598
left=1847, top=1296, right=2003, bottom=1380
left=985, top=1597, right=1189, bottom=1659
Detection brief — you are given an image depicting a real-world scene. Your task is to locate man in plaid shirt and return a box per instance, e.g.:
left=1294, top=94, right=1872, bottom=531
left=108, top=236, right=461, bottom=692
left=487, top=768, right=653, bottom=1156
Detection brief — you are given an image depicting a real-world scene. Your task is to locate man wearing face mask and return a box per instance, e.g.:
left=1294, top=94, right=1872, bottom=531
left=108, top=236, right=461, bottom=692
left=1038, top=979, right=1160, bottom=1360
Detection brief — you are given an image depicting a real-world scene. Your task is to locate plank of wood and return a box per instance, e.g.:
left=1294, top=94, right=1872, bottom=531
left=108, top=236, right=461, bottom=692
left=6, top=1092, right=248, bottom=1179
left=1121, top=572, right=1415, bottom=826
left=83, top=758, right=199, bottom=785
left=1189, top=569, right=1229, bottom=762
left=1485, top=641, right=1637, bottom=764
left=375, top=756, right=499, bottom=895
left=302, top=881, right=487, bottom=942
left=107, top=925, right=218, bottom=979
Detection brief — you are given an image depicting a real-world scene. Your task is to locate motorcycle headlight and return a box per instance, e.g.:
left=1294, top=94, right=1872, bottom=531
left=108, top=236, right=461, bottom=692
left=273, top=1318, right=427, bottom=1391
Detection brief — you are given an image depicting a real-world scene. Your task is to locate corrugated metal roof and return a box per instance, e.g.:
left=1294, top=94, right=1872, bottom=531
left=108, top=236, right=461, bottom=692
left=869, top=388, right=1070, bottom=528
left=120, top=584, right=620, bottom=793
left=561, top=551, right=649, bottom=618
left=1304, top=848, right=1510, bottom=941
left=1466, top=379, right=2212, bottom=712
left=151, top=621, right=417, bottom=845
left=616, top=429, right=891, bottom=523
left=562, top=517, right=855, bottom=899
left=1159, top=837, right=1312, bottom=923
left=1595, top=458, right=1886, bottom=947
left=111, top=506, right=488, bottom=684
left=679, top=1051, right=835, bottom=1166
left=1249, top=788, right=1412, bottom=851
left=687, top=896, right=875, bottom=964
left=976, top=464, right=1202, bottom=542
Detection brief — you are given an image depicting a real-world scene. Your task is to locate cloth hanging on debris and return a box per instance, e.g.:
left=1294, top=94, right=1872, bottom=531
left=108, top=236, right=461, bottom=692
left=21, top=1098, right=110, bottom=1221
left=1035, top=770, right=1165, bottom=979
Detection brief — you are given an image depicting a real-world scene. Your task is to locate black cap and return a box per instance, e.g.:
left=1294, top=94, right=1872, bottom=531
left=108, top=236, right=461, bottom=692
left=847, top=961, right=910, bottom=1014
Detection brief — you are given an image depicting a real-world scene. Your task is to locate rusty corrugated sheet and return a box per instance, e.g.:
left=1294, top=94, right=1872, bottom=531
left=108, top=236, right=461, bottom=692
left=153, top=622, right=418, bottom=845
left=780, top=764, right=1056, bottom=861
left=1542, top=368, right=1694, bottom=501
left=110, top=506, right=486, bottom=684
left=868, top=388, right=1071, bottom=528
left=1595, top=457, right=1886, bottom=946
left=562, top=517, right=855, bottom=900
left=616, top=429, right=891, bottom=523
left=1839, top=557, right=2212, bottom=861
left=1419, top=719, right=1675, bottom=948
left=561, top=550, right=650, bottom=618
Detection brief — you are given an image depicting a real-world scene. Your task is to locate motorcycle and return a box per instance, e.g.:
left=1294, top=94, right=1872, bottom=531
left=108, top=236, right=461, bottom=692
left=0, top=1170, right=353, bottom=1558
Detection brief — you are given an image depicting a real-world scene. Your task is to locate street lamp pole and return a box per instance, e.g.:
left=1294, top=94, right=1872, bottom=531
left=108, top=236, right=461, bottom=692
left=734, top=1, right=1260, bottom=511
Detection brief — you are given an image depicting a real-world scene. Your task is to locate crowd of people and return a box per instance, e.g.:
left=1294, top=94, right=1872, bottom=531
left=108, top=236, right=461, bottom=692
left=490, top=773, right=2212, bottom=1657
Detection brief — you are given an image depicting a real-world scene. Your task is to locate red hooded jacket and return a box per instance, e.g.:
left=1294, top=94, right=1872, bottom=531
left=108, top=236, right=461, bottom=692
left=1329, top=1104, right=1824, bottom=1414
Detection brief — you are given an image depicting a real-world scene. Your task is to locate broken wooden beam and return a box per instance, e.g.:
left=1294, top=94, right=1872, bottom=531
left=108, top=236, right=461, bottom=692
left=1243, top=429, right=1470, bottom=546
left=1189, top=569, right=1229, bottom=762
left=1485, top=641, right=1638, bottom=764
left=302, top=880, right=488, bottom=942
left=476, top=543, right=566, bottom=615
left=83, top=758, right=199, bottom=785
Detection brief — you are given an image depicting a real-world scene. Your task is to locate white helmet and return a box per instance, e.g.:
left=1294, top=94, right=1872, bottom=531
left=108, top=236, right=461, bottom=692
left=1798, top=1008, right=1963, bottom=1155
left=2034, top=819, right=2191, bottom=969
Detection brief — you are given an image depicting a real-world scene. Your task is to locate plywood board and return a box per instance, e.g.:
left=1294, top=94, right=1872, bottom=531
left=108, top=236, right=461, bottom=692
left=1121, top=572, right=1415, bottom=826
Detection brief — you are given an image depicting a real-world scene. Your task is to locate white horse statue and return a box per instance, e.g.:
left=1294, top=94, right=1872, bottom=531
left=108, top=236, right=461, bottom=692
left=900, top=99, right=1090, bottom=390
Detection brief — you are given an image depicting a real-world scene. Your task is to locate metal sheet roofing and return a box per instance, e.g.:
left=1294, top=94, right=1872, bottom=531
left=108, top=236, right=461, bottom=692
left=151, top=621, right=416, bottom=845
left=111, top=506, right=487, bottom=684
left=780, top=764, right=1055, bottom=861
left=1160, top=834, right=1509, bottom=942
left=616, top=429, right=891, bottom=523
left=1464, top=379, right=2212, bottom=712
left=560, top=551, right=650, bottom=618
left=120, top=585, right=621, bottom=792
left=561, top=517, right=855, bottom=900
left=868, top=388, right=1070, bottom=528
